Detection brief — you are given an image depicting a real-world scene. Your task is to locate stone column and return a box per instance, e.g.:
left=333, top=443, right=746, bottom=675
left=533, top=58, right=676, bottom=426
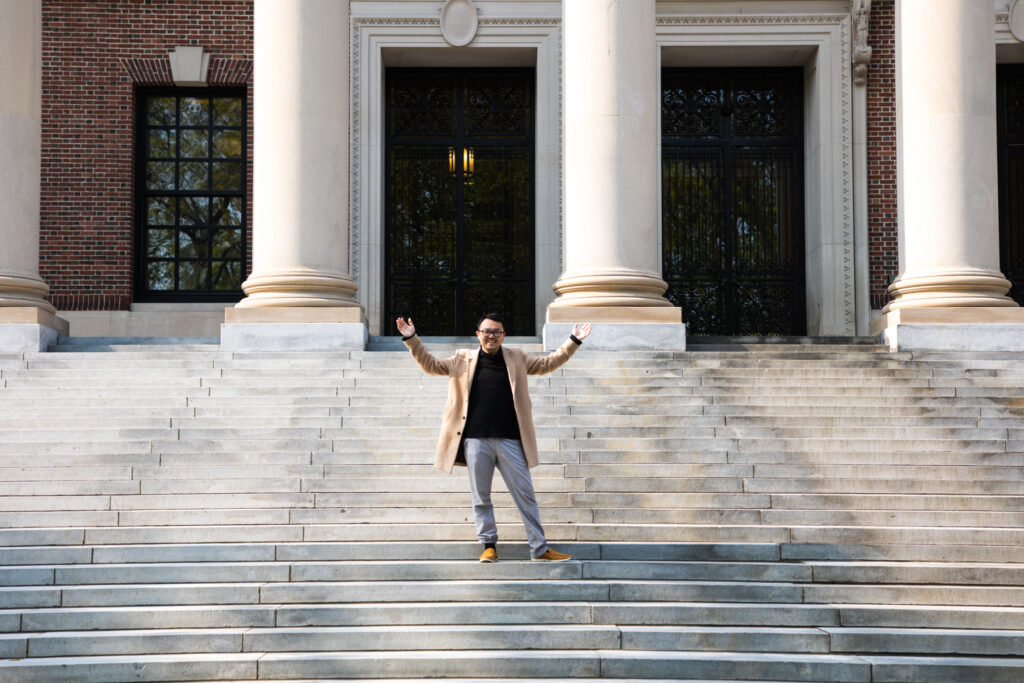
left=545, top=0, right=683, bottom=350
left=873, top=0, right=1024, bottom=351
left=884, top=0, right=1013, bottom=311
left=224, top=0, right=366, bottom=350
left=0, top=0, right=67, bottom=351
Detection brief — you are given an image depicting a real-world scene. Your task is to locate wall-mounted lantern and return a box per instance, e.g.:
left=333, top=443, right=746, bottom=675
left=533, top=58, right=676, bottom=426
left=448, top=146, right=474, bottom=184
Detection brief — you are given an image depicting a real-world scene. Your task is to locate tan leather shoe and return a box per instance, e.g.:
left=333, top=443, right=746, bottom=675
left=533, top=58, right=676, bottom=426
left=531, top=548, right=572, bottom=562
left=479, top=547, right=498, bottom=563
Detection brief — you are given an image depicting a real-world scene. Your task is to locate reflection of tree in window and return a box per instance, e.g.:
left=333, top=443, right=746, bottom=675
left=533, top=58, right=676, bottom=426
left=137, top=90, right=246, bottom=299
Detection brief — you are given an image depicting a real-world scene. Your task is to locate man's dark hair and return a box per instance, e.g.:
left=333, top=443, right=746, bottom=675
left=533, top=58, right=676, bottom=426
left=476, top=313, right=505, bottom=331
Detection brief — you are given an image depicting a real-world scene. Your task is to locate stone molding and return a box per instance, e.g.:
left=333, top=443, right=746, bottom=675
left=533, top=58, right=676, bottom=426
left=656, top=11, right=858, bottom=335
left=350, top=14, right=562, bottom=335
left=659, top=15, right=845, bottom=26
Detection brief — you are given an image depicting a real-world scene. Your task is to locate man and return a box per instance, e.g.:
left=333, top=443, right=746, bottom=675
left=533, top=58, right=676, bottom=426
left=396, top=314, right=592, bottom=562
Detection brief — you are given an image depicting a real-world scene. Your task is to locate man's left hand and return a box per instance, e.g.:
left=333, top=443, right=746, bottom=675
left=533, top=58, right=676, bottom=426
left=571, top=322, right=592, bottom=341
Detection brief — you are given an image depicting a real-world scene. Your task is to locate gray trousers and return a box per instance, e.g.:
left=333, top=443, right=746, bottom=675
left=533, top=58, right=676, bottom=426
left=463, top=437, right=548, bottom=558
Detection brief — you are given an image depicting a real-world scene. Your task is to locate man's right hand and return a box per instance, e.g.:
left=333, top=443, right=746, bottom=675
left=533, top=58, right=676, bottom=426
left=396, top=317, right=416, bottom=337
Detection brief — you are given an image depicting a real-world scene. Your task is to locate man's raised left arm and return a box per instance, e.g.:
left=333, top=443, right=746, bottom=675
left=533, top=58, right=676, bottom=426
left=525, top=323, right=592, bottom=375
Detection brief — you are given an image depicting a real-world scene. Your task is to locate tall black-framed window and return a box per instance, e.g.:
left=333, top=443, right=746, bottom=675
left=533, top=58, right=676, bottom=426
left=998, top=65, right=1024, bottom=305
left=135, top=88, right=248, bottom=301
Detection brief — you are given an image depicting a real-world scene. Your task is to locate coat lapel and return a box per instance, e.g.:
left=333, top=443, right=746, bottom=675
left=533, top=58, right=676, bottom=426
left=465, top=347, right=481, bottom=396
left=505, top=348, right=518, bottom=395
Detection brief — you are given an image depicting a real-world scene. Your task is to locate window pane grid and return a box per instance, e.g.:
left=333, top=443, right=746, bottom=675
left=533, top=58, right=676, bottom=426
left=137, top=89, right=246, bottom=299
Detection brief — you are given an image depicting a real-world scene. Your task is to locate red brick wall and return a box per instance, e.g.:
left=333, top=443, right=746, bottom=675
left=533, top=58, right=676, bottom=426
left=40, top=0, right=253, bottom=311
left=867, top=0, right=898, bottom=310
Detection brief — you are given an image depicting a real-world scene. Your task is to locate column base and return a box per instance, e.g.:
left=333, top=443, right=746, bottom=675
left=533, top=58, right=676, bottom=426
left=221, top=307, right=368, bottom=352
left=550, top=269, right=674, bottom=308
left=236, top=268, right=361, bottom=308
left=543, top=306, right=685, bottom=351
left=0, top=272, right=57, bottom=314
left=883, top=269, right=1015, bottom=312
left=871, top=307, right=1024, bottom=352
left=0, top=307, right=70, bottom=353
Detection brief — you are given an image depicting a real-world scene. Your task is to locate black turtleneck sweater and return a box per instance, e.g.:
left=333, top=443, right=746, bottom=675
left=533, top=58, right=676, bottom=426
left=463, top=347, right=521, bottom=440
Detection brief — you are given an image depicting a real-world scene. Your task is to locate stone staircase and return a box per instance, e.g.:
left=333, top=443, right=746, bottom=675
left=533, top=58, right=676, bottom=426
left=0, top=340, right=1022, bottom=681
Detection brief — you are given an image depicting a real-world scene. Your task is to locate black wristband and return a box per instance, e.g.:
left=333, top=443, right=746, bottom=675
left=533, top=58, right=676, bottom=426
left=570, top=334, right=582, bottom=345
left=402, top=332, right=417, bottom=341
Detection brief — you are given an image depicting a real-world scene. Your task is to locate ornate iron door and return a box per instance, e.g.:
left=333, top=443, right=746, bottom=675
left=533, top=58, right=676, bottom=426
left=662, top=69, right=805, bottom=336
left=385, top=69, right=535, bottom=336
left=998, top=65, right=1024, bottom=304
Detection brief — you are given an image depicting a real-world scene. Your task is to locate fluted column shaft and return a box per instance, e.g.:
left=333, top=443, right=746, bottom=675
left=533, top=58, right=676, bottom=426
left=550, top=0, right=672, bottom=309
left=238, top=0, right=359, bottom=308
left=885, top=0, right=1014, bottom=310
left=0, top=0, right=53, bottom=313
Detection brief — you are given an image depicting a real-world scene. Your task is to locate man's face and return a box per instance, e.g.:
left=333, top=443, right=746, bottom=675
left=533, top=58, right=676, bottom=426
left=476, top=319, right=505, bottom=354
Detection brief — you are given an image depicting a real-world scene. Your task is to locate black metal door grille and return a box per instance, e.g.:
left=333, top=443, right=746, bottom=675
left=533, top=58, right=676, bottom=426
left=998, top=65, right=1024, bottom=305
left=662, top=68, right=805, bottom=336
left=385, top=68, right=535, bottom=336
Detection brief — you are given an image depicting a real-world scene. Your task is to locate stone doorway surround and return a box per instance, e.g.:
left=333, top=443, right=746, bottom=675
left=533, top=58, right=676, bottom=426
left=656, top=6, right=859, bottom=337
left=350, top=1, right=562, bottom=336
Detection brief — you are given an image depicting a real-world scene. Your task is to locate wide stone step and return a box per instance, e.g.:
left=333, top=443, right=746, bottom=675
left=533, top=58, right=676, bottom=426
left=12, top=599, right=1024, bottom=632
left=10, top=558, right=1021, bottom=589
left=2, top=413, right=1017, bottom=431
left=5, top=650, right=1024, bottom=683
left=1, top=624, right=628, bottom=658
left=7, top=522, right=1018, bottom=547
left=737, top=477, right=1024, bottom=494
left=569, top=463, right=1022, bottom=480
left=597, top=508, right=1024, bottom=528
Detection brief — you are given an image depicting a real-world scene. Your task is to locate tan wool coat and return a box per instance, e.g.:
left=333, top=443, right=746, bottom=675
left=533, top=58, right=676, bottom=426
left=404, top=335, right=580, bottom=473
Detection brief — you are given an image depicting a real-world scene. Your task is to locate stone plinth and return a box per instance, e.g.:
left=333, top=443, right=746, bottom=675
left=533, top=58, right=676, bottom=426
left=221, top=307, right=368, bottom=352
left=872, top=307, right=1024, bottom=351
left=0, top=307, right=69, bottom=352
left=543, top=306, right=685, bottom=351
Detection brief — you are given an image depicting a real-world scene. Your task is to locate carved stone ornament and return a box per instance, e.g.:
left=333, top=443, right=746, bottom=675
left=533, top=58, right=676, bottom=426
left=1012, top=0, right=1024, bottom=42
left=852, top=0, right=872, bottom=86
left=440, top=0, right=479, bottom=47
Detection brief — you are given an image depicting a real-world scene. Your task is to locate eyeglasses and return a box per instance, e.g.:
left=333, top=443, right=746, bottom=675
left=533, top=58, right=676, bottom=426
left=477, top=329, right=505, bottom=337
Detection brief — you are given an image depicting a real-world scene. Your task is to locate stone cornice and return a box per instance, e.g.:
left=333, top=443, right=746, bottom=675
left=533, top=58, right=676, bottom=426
left=657, top=14, right=847, bottom=26
left=352, top=17, right=559, bottom=26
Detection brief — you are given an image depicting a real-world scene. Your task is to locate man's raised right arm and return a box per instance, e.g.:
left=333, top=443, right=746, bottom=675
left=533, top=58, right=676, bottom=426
left=397, top=316, right=453, bottom=376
